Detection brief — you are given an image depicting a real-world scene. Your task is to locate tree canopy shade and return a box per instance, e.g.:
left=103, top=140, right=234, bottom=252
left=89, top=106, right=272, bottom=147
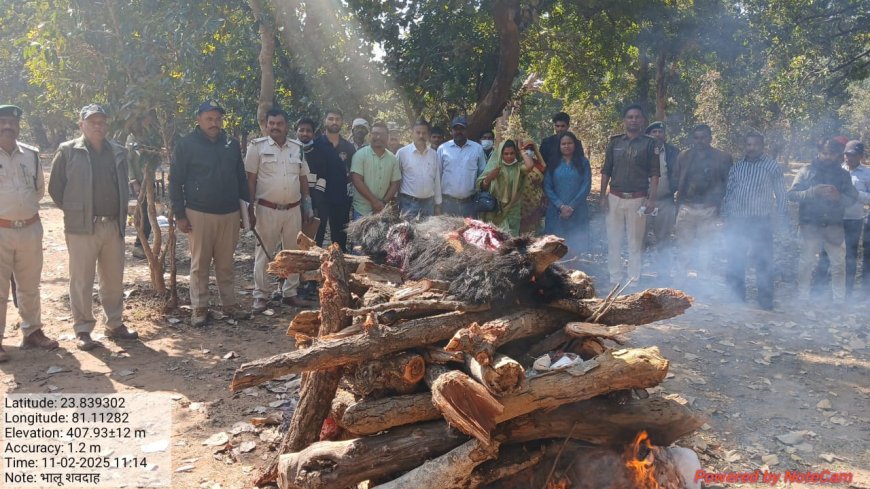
left=0, top=0, right=866, bottom=157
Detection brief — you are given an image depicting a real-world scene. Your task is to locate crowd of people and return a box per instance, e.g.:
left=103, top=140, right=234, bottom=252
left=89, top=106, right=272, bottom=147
left=0, top=99, right=868, bottom=362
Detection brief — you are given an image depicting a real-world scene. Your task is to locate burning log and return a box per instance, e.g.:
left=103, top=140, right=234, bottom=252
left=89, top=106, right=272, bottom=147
left=374, top=439, right=501, bottom=489
left=277, top=421, right=468, bottom=489
left=496, top=397, right=704, bottom=446
left=346, top=351, right=426, bottom=397
left=465, top=353, right=525, bottom=396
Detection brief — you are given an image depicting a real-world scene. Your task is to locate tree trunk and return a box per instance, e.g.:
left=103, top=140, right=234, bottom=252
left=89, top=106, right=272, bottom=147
left=374, top=439, right=500, bottom=489
left=277, top=422, right=468, bottom=489
left=256, top=244, right=352, bottom=487
left=636, top=50, right=651, bottom=110
left=166, top=210, right=178, bottom=308
left=231, top=309, right=501, bottom=391
left=655, top=48, right=668, bottom=121
left=467, top=0, right=521, bottom=140
left=249, top=0, right=276, bottom=134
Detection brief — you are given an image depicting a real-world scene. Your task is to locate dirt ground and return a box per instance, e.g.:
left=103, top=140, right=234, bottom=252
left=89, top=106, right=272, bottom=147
left=1, top=167, right=868, bottom=489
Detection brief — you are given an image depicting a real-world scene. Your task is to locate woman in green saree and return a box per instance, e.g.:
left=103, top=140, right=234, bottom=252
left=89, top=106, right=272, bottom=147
left=476, top=139, right=534, bottom=235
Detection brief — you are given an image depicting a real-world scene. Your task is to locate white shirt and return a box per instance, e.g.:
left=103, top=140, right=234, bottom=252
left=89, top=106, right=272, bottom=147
left=244, top=136, right=310, bottom=205
left=396, top=142, right=441, bottom=203
left=843, top=163, right=870, bottom=220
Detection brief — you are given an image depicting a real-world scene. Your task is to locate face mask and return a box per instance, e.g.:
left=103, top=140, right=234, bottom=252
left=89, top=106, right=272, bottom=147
left=481, top=140, right=493, bottom=151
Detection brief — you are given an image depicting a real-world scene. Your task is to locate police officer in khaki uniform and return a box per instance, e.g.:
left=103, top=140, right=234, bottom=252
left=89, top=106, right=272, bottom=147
left=599, top=104, right=660, bottom=286
left=0, top=105, right=60, bottom=362
left=245, top=108, right=315, bottom=314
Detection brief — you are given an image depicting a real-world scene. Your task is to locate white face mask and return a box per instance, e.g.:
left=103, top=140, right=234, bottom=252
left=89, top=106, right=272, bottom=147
left=481, top=139, right=494, bottom=151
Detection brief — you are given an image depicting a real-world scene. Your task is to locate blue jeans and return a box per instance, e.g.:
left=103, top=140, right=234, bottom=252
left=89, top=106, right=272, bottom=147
left=441, top=195, right=477, bottom=218
left=398, top=193, right=435, bottom=219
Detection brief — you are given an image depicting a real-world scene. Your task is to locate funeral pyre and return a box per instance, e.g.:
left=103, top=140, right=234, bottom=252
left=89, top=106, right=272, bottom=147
left=231, top=207, right=704, bottom=489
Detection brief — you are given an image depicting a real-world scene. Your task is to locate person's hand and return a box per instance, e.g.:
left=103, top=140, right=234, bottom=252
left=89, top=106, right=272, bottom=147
left=247, top=204, right=257, bottom=229
left=177, top=217, right=192, bottom=233
left=130, top=180, right=141, bottom=196
left=812, top=184, right=837, bottom=200
left=372, top=200, right=385, bottom=213
left=559, top=205, right=573, bottom=219
left=643, top=198, right=655, bottom=214
left=489, top=166, right=501, bottom=180
left=599, top=194, right=609, bottom=212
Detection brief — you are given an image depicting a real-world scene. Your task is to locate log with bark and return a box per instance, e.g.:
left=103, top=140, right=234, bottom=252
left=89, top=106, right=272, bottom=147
left=427, top=366, right=504, bottom=444
left=445, top=309, right=576, bottom=365
left=255, top=244, right=351, bottom=486
left=340, top=392, right=441, bottom=436
left=548, top=288, right=692, bottom=325
left=268, top=248, right=370, bottom=277
left=346, top=351, right=426, bottom=397
left=565, top=322, right=636, bottom=344
left=465, top=353, right=524, bottom=396
left=287, top=310, right=320, bottom=336
left=374, top=439, right=500, bottom=489
left=232, top=310, right=501, bottom=391
left=277, top=421, right=468, bottom=489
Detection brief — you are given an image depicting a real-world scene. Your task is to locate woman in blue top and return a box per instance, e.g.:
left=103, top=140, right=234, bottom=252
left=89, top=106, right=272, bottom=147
left=543, top=131, right=592, bottom=252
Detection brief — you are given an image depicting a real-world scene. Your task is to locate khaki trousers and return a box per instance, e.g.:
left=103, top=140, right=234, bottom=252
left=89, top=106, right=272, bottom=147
left=606, top=194, right=646, bottom=283
left=798, top=223, right=845, bottom=302
left=253, top=204, right=302, bottom=299
left=0, top=222, right=43, bottom=340
left=675, top=204, right=718, bottom=276
left=65, top=220, right=125, bottom=334
left=187, top=209, right=240, bottom=308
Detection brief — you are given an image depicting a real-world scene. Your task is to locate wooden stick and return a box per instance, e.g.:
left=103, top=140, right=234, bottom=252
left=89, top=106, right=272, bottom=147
left=465, top=353, right=525, bottom=396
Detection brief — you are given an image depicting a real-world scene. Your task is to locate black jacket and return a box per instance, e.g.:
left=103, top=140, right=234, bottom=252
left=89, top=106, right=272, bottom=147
left=788, top=159, right=858, bottom=225
left=170, top=127, right=249, bottom=219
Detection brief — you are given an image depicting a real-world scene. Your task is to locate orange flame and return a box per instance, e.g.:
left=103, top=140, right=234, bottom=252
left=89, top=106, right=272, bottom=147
left=624, top=431, right=660, bottom=489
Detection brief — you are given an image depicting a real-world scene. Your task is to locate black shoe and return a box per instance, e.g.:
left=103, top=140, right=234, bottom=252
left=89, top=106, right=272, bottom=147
left=76, top=333, right=99, bottom=351
left=106, top=325, right=139, bottom=340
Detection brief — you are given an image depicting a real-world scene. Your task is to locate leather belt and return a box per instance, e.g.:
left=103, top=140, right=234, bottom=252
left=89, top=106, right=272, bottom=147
left=609, top=190, right=648, bottom=199
left=258, top=198, right=301, bottom=210
left=0, top=214, right=39, bottom=229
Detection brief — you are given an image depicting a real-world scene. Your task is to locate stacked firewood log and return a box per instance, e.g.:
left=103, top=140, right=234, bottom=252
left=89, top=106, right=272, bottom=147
left=232, top=214, right=703, bottom=489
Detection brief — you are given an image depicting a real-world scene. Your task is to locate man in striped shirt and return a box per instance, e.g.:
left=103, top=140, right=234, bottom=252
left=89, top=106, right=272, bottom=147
left=721, top=132, right=787, bottom=310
